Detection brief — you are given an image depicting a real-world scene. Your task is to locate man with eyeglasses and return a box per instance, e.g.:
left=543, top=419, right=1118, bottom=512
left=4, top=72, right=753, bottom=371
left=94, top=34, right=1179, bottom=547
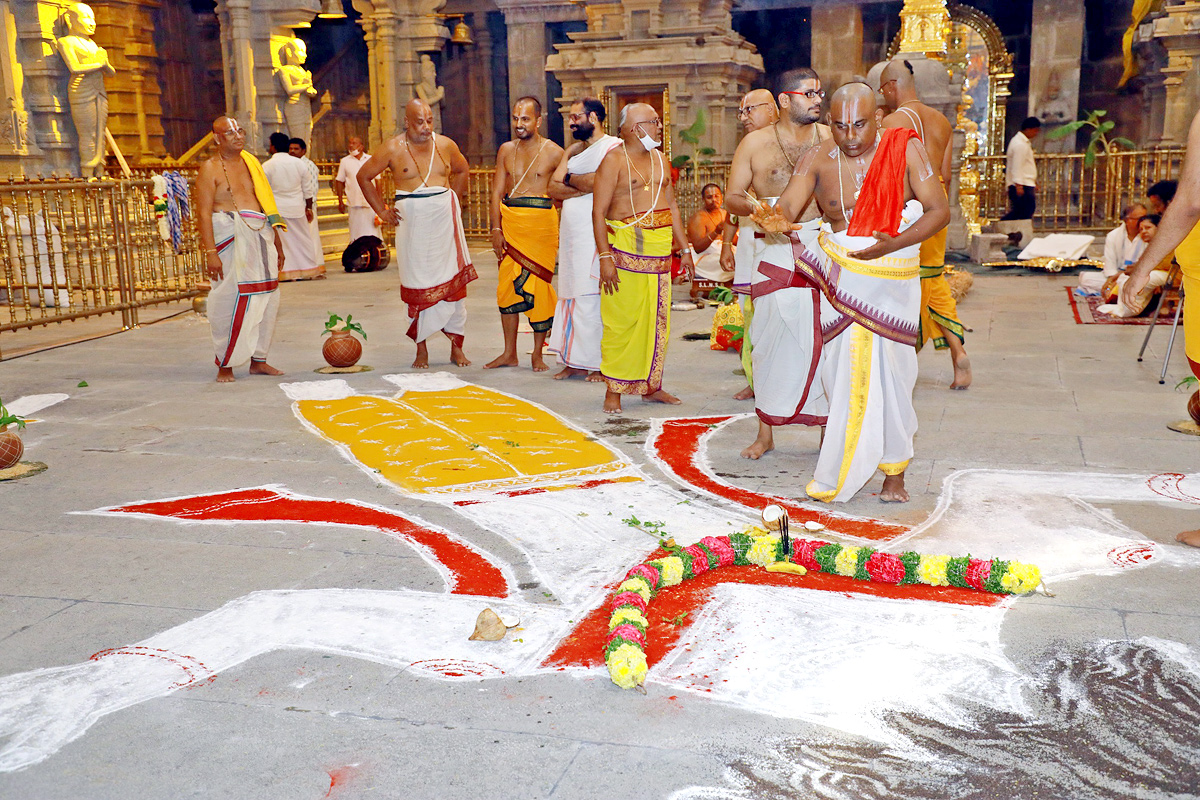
left=755, top=83, right=950, bottom=503
left=722, top=89, right=779, bottom=400
left=879, top=59, right=972, bottom=390
left=547, top=97, right=622, bottom=381
left=592, top=103, right=693, bottom=414
left=724, top=68, right=832, bottom=461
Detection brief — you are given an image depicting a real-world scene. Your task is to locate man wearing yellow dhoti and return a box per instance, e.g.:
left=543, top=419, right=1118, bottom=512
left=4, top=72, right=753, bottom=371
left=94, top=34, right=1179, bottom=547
left=486, top=97, right=565, bottom=372
left=879, top=60, right=971, bottom=390
left=758, top=83, right=949, bottom=502
left=1122, top=107, right=1200, bottom=548
left=592, top=103, right=694, bottom=414
left=196, top=116, right=287, bottom=383
left=357, top=99, right=475, bottom=369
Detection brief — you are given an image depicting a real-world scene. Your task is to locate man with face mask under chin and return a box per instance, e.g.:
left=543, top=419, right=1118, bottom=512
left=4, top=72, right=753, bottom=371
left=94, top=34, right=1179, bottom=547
left=335, top=136, right=381, bottom=243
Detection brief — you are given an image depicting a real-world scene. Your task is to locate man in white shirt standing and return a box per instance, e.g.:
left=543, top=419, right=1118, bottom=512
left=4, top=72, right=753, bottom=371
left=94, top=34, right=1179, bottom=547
left=263, top=131, right=320, bottom=281
left=1078, top=203, right=1147, bottom=294
left=335, top=135, right=381, bottom=242
left=289, top=137, right=325, bottom=273
left=1002, top=116, right=1040, bottom=220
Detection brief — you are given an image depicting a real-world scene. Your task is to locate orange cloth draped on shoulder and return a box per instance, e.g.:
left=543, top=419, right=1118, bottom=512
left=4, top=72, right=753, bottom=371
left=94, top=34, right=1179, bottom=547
left=846, top=128, right=921, bottom=238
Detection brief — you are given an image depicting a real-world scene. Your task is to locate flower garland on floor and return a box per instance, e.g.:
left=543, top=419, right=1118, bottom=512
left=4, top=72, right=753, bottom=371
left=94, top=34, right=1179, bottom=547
left=605, top=529, right=1042, bottom=690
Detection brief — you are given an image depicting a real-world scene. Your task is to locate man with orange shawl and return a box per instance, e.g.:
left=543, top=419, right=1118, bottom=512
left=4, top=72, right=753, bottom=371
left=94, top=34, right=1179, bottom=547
left=758, top=84, right=949, bottom=502
left=196, top=116, right=287, bottom=383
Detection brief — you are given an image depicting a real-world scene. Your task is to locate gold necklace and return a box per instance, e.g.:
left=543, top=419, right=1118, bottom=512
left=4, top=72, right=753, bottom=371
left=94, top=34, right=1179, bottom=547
left=217, top=154, right=266, bottom=232
left=624, top=143, right=654, bottom=192
left=773, top=122, right=797, bottom=170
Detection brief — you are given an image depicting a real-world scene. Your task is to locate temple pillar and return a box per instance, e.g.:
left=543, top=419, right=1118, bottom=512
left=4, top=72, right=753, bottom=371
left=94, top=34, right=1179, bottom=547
left=810, top=4, right=863, bottom=90
left=0, top=0, right=40, bottom=177
left=496, top=0, right=584, bottom=125
left=1134, top=2, right=1200, bottom=146
left=1027, top=0, right=1083, bottom=153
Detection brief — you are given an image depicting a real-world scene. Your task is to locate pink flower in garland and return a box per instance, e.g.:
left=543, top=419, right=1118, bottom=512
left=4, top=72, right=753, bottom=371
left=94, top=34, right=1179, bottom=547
left=627, top=563, right=661, bottom=587
left=610, top=591, right=648, bottom=613
left=609, top=623, right=646, bottom=648
left=683, top=545, right=711, bottom=576
left=700, top=536, right=736, bottom=567
left=793, top=538, right=827, bottom=572
left=864, top=552, right=905, bottom=584
left=966, top=558, right=992, bottom=591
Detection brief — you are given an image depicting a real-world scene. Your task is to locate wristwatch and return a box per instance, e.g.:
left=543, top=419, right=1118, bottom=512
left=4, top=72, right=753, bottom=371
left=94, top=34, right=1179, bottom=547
left=563, top=172, right=573, bottom=189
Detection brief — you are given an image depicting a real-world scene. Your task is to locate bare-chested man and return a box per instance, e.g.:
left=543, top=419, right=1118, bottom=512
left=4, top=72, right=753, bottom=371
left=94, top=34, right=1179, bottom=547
left=357, top=99, right=475, bottom=369
left=757, top=83, right=949, bottom=502
left=486, top=97, right=565, bottom=371
left=592, top=103, right=693, bottom=414
left=546, top=96, right=622, bottom=381
left=196, top=115, right=287, bottom=383
left=726, top=68, right=832, bottom=459
left=722, top=88, right=781, bottom=400
left=880, top=59, right=971, bottom=389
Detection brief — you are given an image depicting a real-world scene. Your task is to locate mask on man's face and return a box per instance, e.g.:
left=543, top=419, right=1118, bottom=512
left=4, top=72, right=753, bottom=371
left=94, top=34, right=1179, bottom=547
left=636, top=124, right=661, bottom=151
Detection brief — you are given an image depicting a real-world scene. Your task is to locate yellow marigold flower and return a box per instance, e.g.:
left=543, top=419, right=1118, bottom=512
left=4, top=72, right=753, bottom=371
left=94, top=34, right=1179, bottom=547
left=746, top=535, right=779, bottom=567
left=609, top=607, right=648, bottom=631
left=659, top=556, right=685, bottom=586
left=1000, top=563, right=1041, bottom=594
left=607, top=642, right=648, bottom=689
left=917, top=554, right=951, bottom=586
left=835, top=546, right=861, bottom=576
left=617, top=578, right=652, bottom=602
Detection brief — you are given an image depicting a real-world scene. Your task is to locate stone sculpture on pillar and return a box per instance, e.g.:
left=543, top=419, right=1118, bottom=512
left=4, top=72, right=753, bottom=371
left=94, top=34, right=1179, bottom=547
left=415, top=55, right=444, bottom=131
left=277, top=38, right=317, bottom=140
left=55, top=3, right=114, bottom=179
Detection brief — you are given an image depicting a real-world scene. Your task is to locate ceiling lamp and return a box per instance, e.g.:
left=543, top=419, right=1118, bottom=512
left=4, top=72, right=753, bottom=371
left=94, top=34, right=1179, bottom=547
left=318, top=0, right=346, bottom=19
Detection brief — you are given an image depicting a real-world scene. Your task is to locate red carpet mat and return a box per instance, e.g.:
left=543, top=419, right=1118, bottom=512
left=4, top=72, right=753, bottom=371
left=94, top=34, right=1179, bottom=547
left=1065, top=287, right=1176, bottom=325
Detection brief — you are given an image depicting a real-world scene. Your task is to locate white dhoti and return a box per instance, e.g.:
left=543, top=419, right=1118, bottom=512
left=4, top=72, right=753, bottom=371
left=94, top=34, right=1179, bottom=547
left=348, top=206, right=381, bottom=242
left=209, top=210, right=280, bottom=368
left=693, top=241, right=734, bottom=284
left=797, top=201, right=924, bottom=503
left=732, top=219, right=758, bottom=297
left=309, top=214, right=324, bottom=266
left=1096, top=270, right=1170, bottom=317
left=546, top=191, right=603, bottom=371
left=277, top=216, right=323, bottom=281
left=750, top=219, right=826, bottom=426
left=394, top=187, right=477, bottom=346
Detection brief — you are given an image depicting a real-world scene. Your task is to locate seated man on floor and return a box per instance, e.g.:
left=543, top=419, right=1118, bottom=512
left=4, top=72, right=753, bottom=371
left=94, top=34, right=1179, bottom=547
left=687, top=183, right=735, bottom=295
left=1078, top=203, right=1146, bottom=295
left=1096, top=214, right=1174, bottom=317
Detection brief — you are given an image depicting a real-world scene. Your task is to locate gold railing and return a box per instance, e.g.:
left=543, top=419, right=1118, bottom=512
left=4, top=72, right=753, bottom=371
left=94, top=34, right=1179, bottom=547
left=0, top=176, right=203, bottom=358
left=970, top=148, right=1185, bottom=231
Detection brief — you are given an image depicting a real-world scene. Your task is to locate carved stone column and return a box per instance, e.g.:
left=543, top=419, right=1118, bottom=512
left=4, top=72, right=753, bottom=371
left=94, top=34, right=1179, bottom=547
left=496, top=0, right=584, bottom=122
left=0, top=0, right=40, bottom=177
left=12, top=0, right=78, bottom=175
left=811, top=4, right=863, bottom=90
left=1027, top=0, right=1083, bottom=154
left=1135, top=2, right=1200, bottom=146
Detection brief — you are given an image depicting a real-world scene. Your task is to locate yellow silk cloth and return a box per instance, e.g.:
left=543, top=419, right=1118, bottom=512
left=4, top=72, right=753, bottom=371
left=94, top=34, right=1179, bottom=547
left=240, top=151, right=286, bottom=230
left=498, top=200, right=558, bottom=332
left=602, top=210, right=673, bottom=395
left=1173, top=222, right=1200, bottom=366
left=293, top=383, right=629, bottom=496
left=916, top=228, right=964, bottom=351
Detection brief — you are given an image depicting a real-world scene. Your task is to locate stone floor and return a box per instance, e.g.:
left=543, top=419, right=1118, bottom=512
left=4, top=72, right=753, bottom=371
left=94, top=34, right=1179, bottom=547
left=0, top=248, right=1197, bottom=799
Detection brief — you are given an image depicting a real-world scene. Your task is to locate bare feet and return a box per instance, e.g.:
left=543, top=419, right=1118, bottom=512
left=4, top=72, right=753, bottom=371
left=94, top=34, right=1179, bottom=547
left=413, top=343, right=430, bottom=369
left=641, top=389, right=682, bottom=405
left=451, top=344, right=470, bottom=367
left=880, top=472, right=909, bottom=503
left=216, top=367, right=235, bottom=383
left=484, top=353, right=519, bottom=369
left=553, top=367, right=589, bottom=380
left=585, top=371, right=604, bottom=382
left=532, top=354, right=549, bottom=372
left=1177, top=529, right=1200, bottom=548
left=740, top=422, right=774, bottom=459
left=604, top=390, right=622, bottom=414
left=733, top=385, right=755, bottom=401
left=950, top=353, right=972, bottom=390
left=248, top=361, right=284, bottom=376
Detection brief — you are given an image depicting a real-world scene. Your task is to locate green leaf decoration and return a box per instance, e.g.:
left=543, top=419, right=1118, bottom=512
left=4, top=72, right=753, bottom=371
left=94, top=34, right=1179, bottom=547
left=0, top=397, right=26, bottom=430
left=678, top=108, right=707, bottom=146
left=77, top=380, right=88, bottom=387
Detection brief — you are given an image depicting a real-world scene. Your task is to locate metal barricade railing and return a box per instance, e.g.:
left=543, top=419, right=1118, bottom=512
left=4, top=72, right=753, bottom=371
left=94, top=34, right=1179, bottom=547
left=0, top=176, right=203, bottom=359
left=969, top=148, right=1185, bottom=232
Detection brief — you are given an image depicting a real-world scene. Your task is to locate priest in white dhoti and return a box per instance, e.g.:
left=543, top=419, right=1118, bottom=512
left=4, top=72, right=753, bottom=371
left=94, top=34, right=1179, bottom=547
left=546, top=97, right=620, bottom=379
left=336, top=136, right=381, bottom=242
left=196, top=115, right=287, bottom=383
left=757, top=83, right=949, bottom=502
left=263, top=132, right=320, bottom=281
